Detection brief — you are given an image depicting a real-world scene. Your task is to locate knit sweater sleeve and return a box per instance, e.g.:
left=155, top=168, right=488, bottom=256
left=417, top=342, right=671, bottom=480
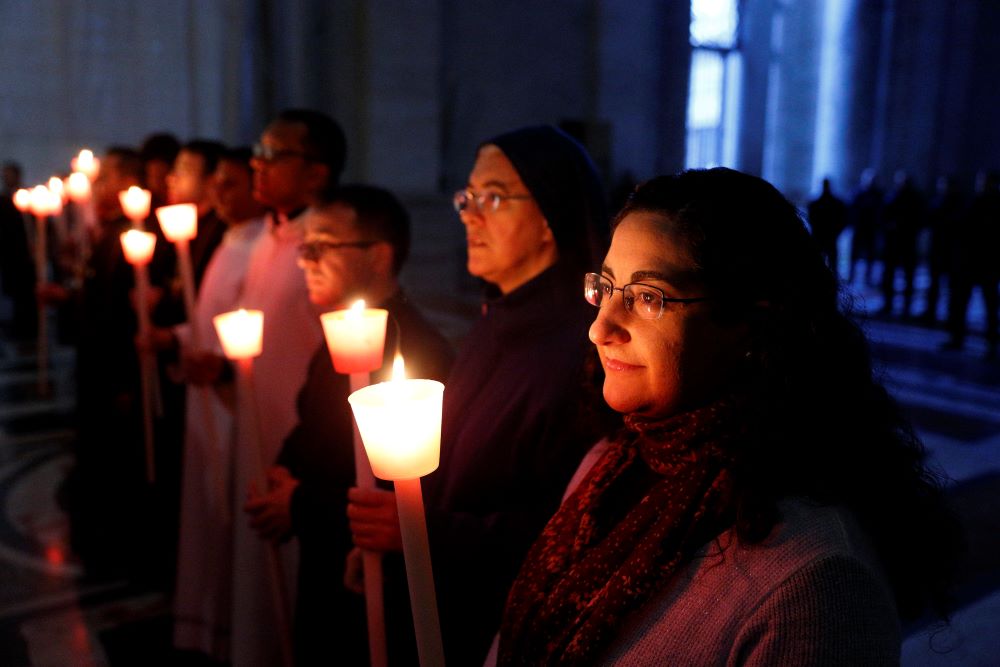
left=728, top=555, right=901, bottom=667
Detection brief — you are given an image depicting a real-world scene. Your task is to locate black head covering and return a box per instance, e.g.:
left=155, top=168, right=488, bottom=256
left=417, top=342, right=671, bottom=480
left=484, top=125, right=608, bottom=273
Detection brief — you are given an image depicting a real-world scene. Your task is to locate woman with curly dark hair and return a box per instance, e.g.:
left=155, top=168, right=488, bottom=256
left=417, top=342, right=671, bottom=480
left=493, top=168, right=961, bottom=665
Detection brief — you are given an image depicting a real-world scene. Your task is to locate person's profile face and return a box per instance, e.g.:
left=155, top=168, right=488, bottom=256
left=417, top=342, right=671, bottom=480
left=212, top=160, right=261, bottom=225
left=588, top=212, right=745, bottom=418
left=251, top=121, right=316, bottom=213
left=296, top=203, right=375, bottom=308
left=166, top=150, right=209, bottom=206
left=458, top=145, right=555, bottom=294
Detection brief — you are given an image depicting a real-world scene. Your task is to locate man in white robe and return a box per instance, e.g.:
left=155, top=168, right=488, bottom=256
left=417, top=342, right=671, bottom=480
left=231, top=110, right=347, bottom=667
left=169, top=149, right=267, bottom=660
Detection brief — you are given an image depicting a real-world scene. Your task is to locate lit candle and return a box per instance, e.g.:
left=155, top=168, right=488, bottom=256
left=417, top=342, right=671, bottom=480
left=349, top=357, right=444, bottom=480
left=348, top=357, right=446, bottom=667
left=13, top=188, right=31, bottom=213
left=212, top=309, right=264, bottom=360
left=28, top=185, right=55, bottom=394
left=29, top=185, right=52, bottom=218
left=156, top=203, right=200, bottom=328
left=211, top=307, right=295, bottom=666
left=120, top=229, right=156, bottom=265
left=65, top=172, right=91, bottom=203
left=322, top=298, right=390, bottom=667
left=121, top=228, right=159, bottom=483
left=47, top=176, right=66, bottom=204
left=119, top=186, right=151, bottom=223
left=320, top=300, right=389, bottom=374
left=71, top=149, right=100, bottom=181
left=156, top=203, right=198, bottom=242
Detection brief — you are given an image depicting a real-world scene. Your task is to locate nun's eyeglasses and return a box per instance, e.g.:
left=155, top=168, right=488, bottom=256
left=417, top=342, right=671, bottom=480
left=584, top=273, right=710, bottom=320
left=452, top=189, right=532, bottom=214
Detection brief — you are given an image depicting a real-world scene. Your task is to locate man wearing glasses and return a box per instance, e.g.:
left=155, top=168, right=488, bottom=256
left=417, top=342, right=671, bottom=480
left=244, top=185, right=454, bottom=665
left=230, top=109, right=347, bottom=667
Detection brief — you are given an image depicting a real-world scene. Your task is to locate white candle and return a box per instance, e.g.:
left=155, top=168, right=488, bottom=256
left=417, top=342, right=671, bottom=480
left=120, top=229, right=156, bottom=266
left=47, top=176, right=66, bottom=204
left=348, top=356, right=446, bottom=667
left=321, top=299, right=388, bottom=374
left=65, top=172, right=91, bottom=203
left=71, top=149, right=100, bottom=181
left=122, top=228, right=158, bottom=483
left=13, top=188, right=31, bottom=212
left=211, top=307, right=295, bottom=666
left=119, top=186, right=151, bottom=222
left=156, top=203, right=198, bottom=242
left=348, top=358, right=444, bottom=480
left=29, top=185, right=52, bottom=218
left=212, top=309, right=264, bottom=360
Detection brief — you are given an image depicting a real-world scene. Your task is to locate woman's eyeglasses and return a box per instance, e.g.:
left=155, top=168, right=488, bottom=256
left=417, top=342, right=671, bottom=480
left=452, top=189, right=532, bottom=214
left=583, top=272, right=709, bottom=320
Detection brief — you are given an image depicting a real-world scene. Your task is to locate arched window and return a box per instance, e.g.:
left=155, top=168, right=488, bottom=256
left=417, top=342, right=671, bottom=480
left=686, top=0, right=742, bottom=169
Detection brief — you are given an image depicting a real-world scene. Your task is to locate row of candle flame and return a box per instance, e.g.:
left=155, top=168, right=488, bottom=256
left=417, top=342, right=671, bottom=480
left=16, top=148, right=444, bottom=662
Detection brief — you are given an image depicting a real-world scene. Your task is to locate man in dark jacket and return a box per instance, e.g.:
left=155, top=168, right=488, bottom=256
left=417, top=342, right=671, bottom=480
left=244, top=184, right=454, bottom=665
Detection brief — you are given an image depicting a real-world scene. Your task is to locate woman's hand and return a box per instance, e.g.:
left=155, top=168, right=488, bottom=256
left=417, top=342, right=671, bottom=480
left=347, top=487, right=403, bottom=553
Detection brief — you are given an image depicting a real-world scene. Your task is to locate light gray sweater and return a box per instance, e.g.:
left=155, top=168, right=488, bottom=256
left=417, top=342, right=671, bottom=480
left=596, top=498, right=901, bottom=666
left=487, top=443, right=901, bottom=666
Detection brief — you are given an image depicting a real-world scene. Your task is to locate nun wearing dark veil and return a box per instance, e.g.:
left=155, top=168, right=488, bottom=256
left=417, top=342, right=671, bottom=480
left=347, top=125, right=611, bottom=665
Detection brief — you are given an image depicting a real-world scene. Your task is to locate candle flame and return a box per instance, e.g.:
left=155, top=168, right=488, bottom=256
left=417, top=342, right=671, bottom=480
left=346, top=299, right=366, bottom=320
left=391, top=353, right=406, bottom=381
left=13, top=188, right=31, bottom=212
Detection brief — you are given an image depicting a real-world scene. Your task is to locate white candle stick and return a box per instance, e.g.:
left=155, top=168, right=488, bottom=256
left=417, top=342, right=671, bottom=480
left=212, top=309, right=294, bottom=667
left=348, top=359, right=446, bottom=667
left=28, top=185, right=62, bottom=394
left=155, top=203, right=229, bottom=517
left=322, top=299, right=389, bottom=667
left=121, top=229, right=158, bottom=483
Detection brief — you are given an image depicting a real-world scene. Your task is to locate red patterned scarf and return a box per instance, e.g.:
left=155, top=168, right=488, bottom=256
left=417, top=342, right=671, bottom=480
left=498, top=398, right=746, bottom=666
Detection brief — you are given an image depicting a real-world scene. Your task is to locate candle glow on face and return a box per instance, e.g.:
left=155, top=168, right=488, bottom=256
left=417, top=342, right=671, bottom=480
left=213, top=308, right=264, bottom=360
left=13, top=188, right=31, bottom=212
left=71, top=149, right=100, bottom=181
left=155, top=203, right=198, bottom=242
left=320, top=299, right=389, bottom=374
left=348, top=363, right=444, bottom=481
left=65, top=172, right=91, bottom=203
left=119, top=186, right=151, bottom=222
left=120, top=229, right=157, bottom=265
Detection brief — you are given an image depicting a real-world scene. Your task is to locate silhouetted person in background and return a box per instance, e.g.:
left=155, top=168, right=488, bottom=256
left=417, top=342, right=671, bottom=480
left=0, top=161, right=37, bottom=342
left=808, top=177, right=848, bottom=275
left=945, top=170, right=1000, bottom=357
left=139, top=132, right=181, bottom=211
left=879, top=170, right=925, bottom=317
left=922, top=175, right=963, bottom=325
left=847, top=168, right=882, bottom=286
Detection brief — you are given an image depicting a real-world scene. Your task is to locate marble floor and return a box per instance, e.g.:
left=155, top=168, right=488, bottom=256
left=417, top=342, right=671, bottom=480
left=0, top=244, right=998, bottom=664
